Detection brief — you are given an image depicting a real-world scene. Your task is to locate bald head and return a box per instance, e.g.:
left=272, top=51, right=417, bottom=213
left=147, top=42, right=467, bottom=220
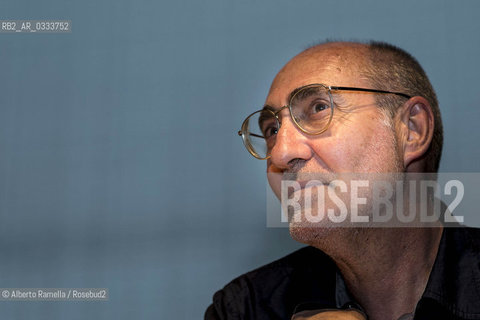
left=288, top=41, right=369, bottom=72
left=271, top=42, right=369, bottom=91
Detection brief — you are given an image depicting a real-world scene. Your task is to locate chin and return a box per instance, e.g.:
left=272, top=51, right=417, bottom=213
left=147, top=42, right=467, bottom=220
left=288, top=221, right=336, bottom=246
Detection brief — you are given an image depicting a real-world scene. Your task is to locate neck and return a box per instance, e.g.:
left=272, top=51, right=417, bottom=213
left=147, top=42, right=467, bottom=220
left=313, top=227, right=443, bottom=320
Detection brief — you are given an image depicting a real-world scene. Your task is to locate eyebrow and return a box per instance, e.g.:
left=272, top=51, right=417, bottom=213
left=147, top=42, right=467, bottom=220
left=262, top=86, right=313, bottom=111
left=261, top=105, right=277, bottom=112
left=287, top=87, right=304, bottom=102
left=263, top=84, right=410, bottom=112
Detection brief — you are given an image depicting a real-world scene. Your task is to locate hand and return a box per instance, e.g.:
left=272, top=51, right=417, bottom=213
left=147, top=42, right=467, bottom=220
left=292, top=309, right=367, bottom=320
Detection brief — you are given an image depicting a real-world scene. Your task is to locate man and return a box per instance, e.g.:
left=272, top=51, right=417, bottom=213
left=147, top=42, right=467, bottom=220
left=205, top=41, right=480, bottom=319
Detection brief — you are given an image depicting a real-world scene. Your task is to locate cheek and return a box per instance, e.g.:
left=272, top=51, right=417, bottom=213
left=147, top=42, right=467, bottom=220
left=352, top=128, right=400, bottom=172
left=312, top=128, right=371, bottom=172
left=314, top=122, right=396, bottom=172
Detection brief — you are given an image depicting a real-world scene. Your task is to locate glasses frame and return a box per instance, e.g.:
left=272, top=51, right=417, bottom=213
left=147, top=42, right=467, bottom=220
left=238, top=83, right=412, bottom=160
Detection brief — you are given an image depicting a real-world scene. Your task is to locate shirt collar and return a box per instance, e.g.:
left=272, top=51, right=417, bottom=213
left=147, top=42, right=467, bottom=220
left=419, top=227, right=480, bottom=317
left=282, top=228, right=480, bottom=319
left=334, top=228, right=480, bottom=318
left=333, top=228, right=480, bottom=318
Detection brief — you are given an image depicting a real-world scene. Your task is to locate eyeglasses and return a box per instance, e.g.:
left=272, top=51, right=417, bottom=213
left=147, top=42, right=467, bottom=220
left=238, top=83, right=411, bottom=160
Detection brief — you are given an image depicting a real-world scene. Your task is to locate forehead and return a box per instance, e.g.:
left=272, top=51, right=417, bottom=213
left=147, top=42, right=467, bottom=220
left=266, top=44, right=370, bottom=106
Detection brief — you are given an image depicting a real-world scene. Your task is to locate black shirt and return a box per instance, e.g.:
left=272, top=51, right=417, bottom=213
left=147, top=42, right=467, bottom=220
left=205, top=228, right=480, bottom=319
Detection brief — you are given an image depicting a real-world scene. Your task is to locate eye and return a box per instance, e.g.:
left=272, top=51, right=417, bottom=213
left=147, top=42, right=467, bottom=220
left=312, top=103, right=329, bottom=113
left=263, top=126, right=278, bottom=139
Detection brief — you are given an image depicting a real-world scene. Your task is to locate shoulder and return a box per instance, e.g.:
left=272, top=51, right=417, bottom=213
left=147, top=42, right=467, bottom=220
left=421, top=227, right=480, bottom=317
left=444, top=226, right=480, bottom=251
left=463, top=226, right=480, bottom=246
left=205, top=246, right=337, bottom=320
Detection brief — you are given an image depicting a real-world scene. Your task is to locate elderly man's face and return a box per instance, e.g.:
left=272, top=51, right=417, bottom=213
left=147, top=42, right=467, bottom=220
left=265, top=46, right=403, bottom=237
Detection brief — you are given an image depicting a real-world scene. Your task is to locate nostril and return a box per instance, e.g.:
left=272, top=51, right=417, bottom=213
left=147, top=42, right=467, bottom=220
left=287, top=158, right=307, bottom=171
left=288, top=158, right=303, bottom=168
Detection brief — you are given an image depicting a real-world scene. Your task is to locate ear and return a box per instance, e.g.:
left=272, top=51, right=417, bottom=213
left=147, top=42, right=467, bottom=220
left=396, top=96, right=434, bottom=171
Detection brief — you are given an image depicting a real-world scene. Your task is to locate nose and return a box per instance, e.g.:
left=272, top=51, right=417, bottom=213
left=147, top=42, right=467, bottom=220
left=269, top=110, right=313, bottom=170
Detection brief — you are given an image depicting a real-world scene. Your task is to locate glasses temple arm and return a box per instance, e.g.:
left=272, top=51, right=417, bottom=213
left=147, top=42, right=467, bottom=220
left=329, top=86, right=411, bottom=99
left=237, top=131, right=264, bottom=139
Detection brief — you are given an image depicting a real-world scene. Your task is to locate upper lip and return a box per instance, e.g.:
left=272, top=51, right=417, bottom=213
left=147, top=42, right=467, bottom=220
left=296, top=180, right=329, bottom=189
left=284, top=180, right=330, bottom=198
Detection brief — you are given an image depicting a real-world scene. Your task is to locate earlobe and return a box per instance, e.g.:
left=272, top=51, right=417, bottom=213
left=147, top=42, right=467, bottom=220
left=400, top=97, right=434, bottom=171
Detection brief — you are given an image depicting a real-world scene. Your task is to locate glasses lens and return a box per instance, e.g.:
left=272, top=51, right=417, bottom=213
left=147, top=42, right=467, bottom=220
left=290, top=85, right=333, bottom=134
left=241, top=109, right=278, bottom=159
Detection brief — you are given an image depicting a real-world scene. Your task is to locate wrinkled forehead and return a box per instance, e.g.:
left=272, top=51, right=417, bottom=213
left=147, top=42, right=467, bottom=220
left=266, top=44, right=370, bottom=106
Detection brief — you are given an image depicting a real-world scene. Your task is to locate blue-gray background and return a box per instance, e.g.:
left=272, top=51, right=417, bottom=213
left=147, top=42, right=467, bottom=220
left=0, top=0, right=479, bottom=319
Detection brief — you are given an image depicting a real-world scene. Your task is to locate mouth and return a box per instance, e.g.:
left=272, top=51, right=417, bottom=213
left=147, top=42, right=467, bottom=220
left=284, top=180, right=331, bottom=198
